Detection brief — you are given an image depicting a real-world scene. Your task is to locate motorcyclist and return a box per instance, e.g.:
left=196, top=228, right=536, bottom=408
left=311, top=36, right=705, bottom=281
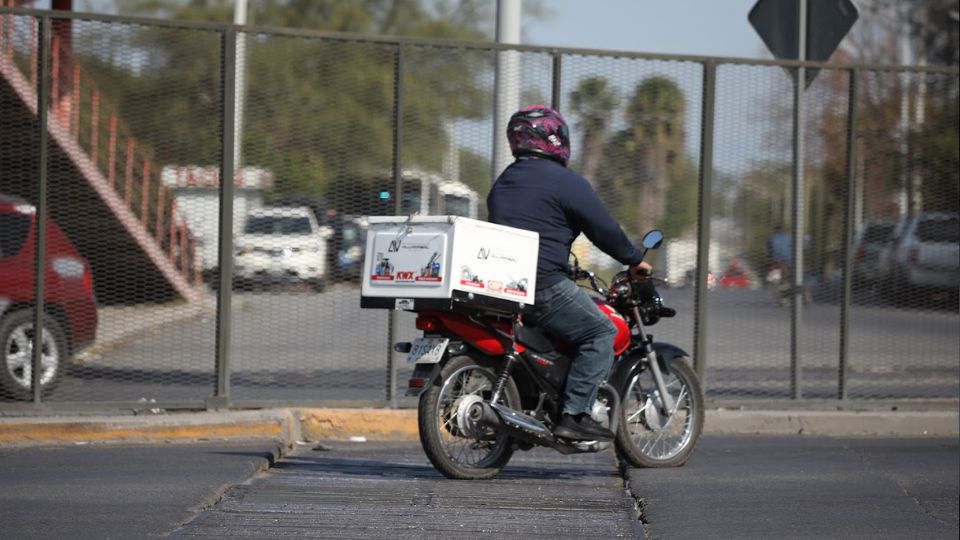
left=487, top=104, right=652, bottom=442
left=767, top=225, right=810, bottom=306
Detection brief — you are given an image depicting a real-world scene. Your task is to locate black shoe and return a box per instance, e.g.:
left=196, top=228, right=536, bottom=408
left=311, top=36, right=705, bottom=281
left=553, top=413, right=615, bottom=442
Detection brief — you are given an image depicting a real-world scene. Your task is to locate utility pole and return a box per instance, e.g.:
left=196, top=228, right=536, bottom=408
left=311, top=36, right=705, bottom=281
left=234, top=0, right=248, bottom=181
left=491, top=0, right=521, bottom=184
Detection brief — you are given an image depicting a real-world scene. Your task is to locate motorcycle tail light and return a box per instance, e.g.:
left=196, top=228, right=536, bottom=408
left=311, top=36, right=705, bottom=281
left=416, top=316, right=442, bottom=332
left=408, top=378, right=427, bottom=389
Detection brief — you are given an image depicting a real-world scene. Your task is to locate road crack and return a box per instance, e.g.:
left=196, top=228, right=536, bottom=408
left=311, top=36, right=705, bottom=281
left=841, top=442, right=952, bottom=529
left=618, top=459, right=651, bottom=539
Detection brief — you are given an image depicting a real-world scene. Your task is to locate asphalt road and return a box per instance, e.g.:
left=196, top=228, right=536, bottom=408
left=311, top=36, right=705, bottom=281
left=0, top=442, right=281, bottom=539
left=5, top=435, right=952, bottom=538
left=631, top=436, right=960, bottom=539
left=48, top=285, right=958, bottom=404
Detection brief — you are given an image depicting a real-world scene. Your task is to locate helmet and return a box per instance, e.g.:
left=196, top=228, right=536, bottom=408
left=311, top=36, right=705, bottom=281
left=506, top=105, right=570, bottom=165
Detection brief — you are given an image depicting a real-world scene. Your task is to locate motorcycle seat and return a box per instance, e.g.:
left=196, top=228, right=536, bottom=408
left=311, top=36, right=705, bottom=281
left=515, top=325, right=555, bottom=353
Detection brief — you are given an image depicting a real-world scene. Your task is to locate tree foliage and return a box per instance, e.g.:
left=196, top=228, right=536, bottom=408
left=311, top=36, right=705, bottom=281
left=594, top=76, right=690, bottom=239
left=734, top=1, right=958, bottom=278
left=78, top=0, right=497, bottom=215
left=569, top=76, right=619, bottom=187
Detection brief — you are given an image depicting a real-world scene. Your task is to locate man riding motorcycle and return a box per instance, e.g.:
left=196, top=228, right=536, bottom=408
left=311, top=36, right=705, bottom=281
left=487, top=104, right=652, bottom=442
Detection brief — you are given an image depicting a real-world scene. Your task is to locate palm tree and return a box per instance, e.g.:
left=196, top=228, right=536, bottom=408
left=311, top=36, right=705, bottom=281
left=568, top=76, right=620, bottom=186
left=624, top=76, right=686, bottom=234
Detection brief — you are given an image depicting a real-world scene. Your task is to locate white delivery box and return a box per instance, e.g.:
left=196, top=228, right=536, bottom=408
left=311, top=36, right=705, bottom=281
left=360, top=216, right=539, bottom=313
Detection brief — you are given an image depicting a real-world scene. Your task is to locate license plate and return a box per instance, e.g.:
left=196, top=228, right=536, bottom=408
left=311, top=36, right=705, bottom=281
left=407, top=337, right=449, bottom=364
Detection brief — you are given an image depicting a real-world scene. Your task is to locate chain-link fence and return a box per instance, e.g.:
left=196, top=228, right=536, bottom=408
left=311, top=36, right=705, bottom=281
left=1, top=7, right=957, bottom=409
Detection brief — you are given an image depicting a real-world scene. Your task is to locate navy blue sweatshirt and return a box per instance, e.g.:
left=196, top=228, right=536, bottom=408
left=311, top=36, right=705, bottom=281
left=487, top=157, right=643, bottom=291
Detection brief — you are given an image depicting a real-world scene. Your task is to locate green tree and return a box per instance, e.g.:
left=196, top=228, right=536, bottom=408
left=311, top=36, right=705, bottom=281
left=568, top=76, right=619, bottom=187
left=83, top=0, right=496, bottom=215
left=596, top=76, right=687, bottom=237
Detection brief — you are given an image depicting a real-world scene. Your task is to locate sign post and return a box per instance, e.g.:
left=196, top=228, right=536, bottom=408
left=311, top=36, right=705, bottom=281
left=749, top=0, right=859, bottom=399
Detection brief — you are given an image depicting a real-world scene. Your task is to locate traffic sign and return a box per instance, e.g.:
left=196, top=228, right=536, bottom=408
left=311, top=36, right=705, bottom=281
left=749, top=0, right=859, bottom=86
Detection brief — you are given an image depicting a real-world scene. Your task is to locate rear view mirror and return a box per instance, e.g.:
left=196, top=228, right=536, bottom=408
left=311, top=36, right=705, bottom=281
left=642, top=230, right=663, bottom=250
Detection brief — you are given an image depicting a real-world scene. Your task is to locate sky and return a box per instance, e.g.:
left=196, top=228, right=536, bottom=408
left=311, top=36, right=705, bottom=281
left=523, top=0, right=772, bottom=61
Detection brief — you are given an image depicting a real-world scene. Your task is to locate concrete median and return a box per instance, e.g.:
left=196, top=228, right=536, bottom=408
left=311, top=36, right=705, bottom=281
left=1, top=406, right=957, bottom=447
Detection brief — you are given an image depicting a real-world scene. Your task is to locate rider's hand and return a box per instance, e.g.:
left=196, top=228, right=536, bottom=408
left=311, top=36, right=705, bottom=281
left=629, top=261, right=653, bottom=280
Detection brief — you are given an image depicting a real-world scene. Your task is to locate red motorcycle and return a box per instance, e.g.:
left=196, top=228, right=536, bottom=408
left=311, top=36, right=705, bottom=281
left=401, top=230, right=704, bottom=479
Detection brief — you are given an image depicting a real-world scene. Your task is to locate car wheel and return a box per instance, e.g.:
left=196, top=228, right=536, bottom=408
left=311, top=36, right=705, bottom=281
left=0, top=309, right=67, bottom=401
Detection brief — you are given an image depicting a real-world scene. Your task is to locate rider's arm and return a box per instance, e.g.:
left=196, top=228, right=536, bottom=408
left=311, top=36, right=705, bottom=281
left=560, top=172, right=644, bottom=267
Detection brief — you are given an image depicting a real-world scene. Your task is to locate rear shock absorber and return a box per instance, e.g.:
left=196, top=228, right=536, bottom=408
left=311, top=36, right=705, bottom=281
left=490, top=353, right=518, bottom=404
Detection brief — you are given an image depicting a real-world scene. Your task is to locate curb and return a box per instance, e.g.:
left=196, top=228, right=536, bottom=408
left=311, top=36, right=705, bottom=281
left=0, top=409, right=298, bottom=446
left=1, top=408, right=957, bottom=447
left=705, top=409, right=960, bottom=437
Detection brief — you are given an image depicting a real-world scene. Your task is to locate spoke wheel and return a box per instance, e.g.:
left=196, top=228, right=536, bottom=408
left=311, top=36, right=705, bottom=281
left=418, top=354, right=519, bottom=480
left=615, top=357, right=704, bottom=468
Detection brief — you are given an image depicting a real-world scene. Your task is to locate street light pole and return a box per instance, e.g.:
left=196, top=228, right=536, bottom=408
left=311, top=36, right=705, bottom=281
left=491, top=0, right=521, bottom=184
left=233, top=0, right=247, bottom=178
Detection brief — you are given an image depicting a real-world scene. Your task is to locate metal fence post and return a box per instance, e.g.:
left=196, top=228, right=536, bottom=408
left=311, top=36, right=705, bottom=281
left=693, top=60, right=716, bottom=387
left=551, top=52, right=562, bottom=111
left=386, top=43, right=405, bottom=408
left=31, top=15, right=51, bottom=404
left=791, top=0, right=808, bottom=400
left=838, top=68, right=859, bottom=400
left=211, top=28, right=237, bottom=409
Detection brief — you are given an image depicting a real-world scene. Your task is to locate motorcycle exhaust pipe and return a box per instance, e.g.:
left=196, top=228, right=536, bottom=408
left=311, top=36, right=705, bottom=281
left=467, top=400, right=502, bottom=428
left=468, top=401, right=555, bottom=446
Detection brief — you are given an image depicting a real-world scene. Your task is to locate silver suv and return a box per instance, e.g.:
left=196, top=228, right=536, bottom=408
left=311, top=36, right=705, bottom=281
left=883, top=212, right=959, bottom=301
left=852, top=221, right=896, bottom=290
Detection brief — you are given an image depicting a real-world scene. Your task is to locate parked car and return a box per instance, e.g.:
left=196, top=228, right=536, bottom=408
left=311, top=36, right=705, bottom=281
left=0, top=195, right=97, bottom=400
left=883, top=212, right=959, bottom=302
left=233, top=206, right=332, bottom=291
left=852, top=221, right=897, bottom=290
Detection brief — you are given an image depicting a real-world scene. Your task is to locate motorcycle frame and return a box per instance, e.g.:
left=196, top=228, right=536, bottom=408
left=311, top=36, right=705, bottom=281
left=409, top=287, right=686, bottom=430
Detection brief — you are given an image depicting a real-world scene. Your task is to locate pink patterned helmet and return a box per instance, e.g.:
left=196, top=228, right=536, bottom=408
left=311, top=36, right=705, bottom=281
left=506, top=105, right=571, bottom=166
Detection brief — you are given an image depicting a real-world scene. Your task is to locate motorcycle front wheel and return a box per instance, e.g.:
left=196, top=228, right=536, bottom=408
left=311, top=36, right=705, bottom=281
left=615, top=357, right=704, bottom=468
left=418, top=354, right=520, bottom=480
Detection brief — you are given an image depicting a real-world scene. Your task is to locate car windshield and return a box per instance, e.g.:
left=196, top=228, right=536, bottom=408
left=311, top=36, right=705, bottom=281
left=0, top=213, right=31, bottom=258
left=915, top=217, right=959, bottom=243
left=244, top=215, right=312, bottom=235
left=862, top=224, right=894, bottom=243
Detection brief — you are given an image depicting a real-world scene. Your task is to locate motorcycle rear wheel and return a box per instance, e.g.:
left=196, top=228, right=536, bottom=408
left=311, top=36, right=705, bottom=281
left=418, top=354, right=520, bottom=480
left=615, top=357, right=704, bottom=468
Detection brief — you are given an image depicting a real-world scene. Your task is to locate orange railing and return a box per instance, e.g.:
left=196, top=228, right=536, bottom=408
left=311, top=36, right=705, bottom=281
left=0, top=3, right=202, bottom=289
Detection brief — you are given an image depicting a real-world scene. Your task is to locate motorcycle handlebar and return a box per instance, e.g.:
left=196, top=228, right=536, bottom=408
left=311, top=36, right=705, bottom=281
left=569, top=264, right=668, bottom=293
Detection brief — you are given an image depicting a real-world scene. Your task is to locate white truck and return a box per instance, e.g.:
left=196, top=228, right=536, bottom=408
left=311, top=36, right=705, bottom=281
left=161, top=166, right=273, bottom=278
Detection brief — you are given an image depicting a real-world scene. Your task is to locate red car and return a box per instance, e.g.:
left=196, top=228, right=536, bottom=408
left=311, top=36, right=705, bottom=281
left=718, top=257, right=755, bottom=289
left=0, top=194, right=97, bottom=400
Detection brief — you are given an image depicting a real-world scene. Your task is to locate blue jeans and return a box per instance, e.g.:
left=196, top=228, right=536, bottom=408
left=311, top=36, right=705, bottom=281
left=529, top=278, right=617, bottom=416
